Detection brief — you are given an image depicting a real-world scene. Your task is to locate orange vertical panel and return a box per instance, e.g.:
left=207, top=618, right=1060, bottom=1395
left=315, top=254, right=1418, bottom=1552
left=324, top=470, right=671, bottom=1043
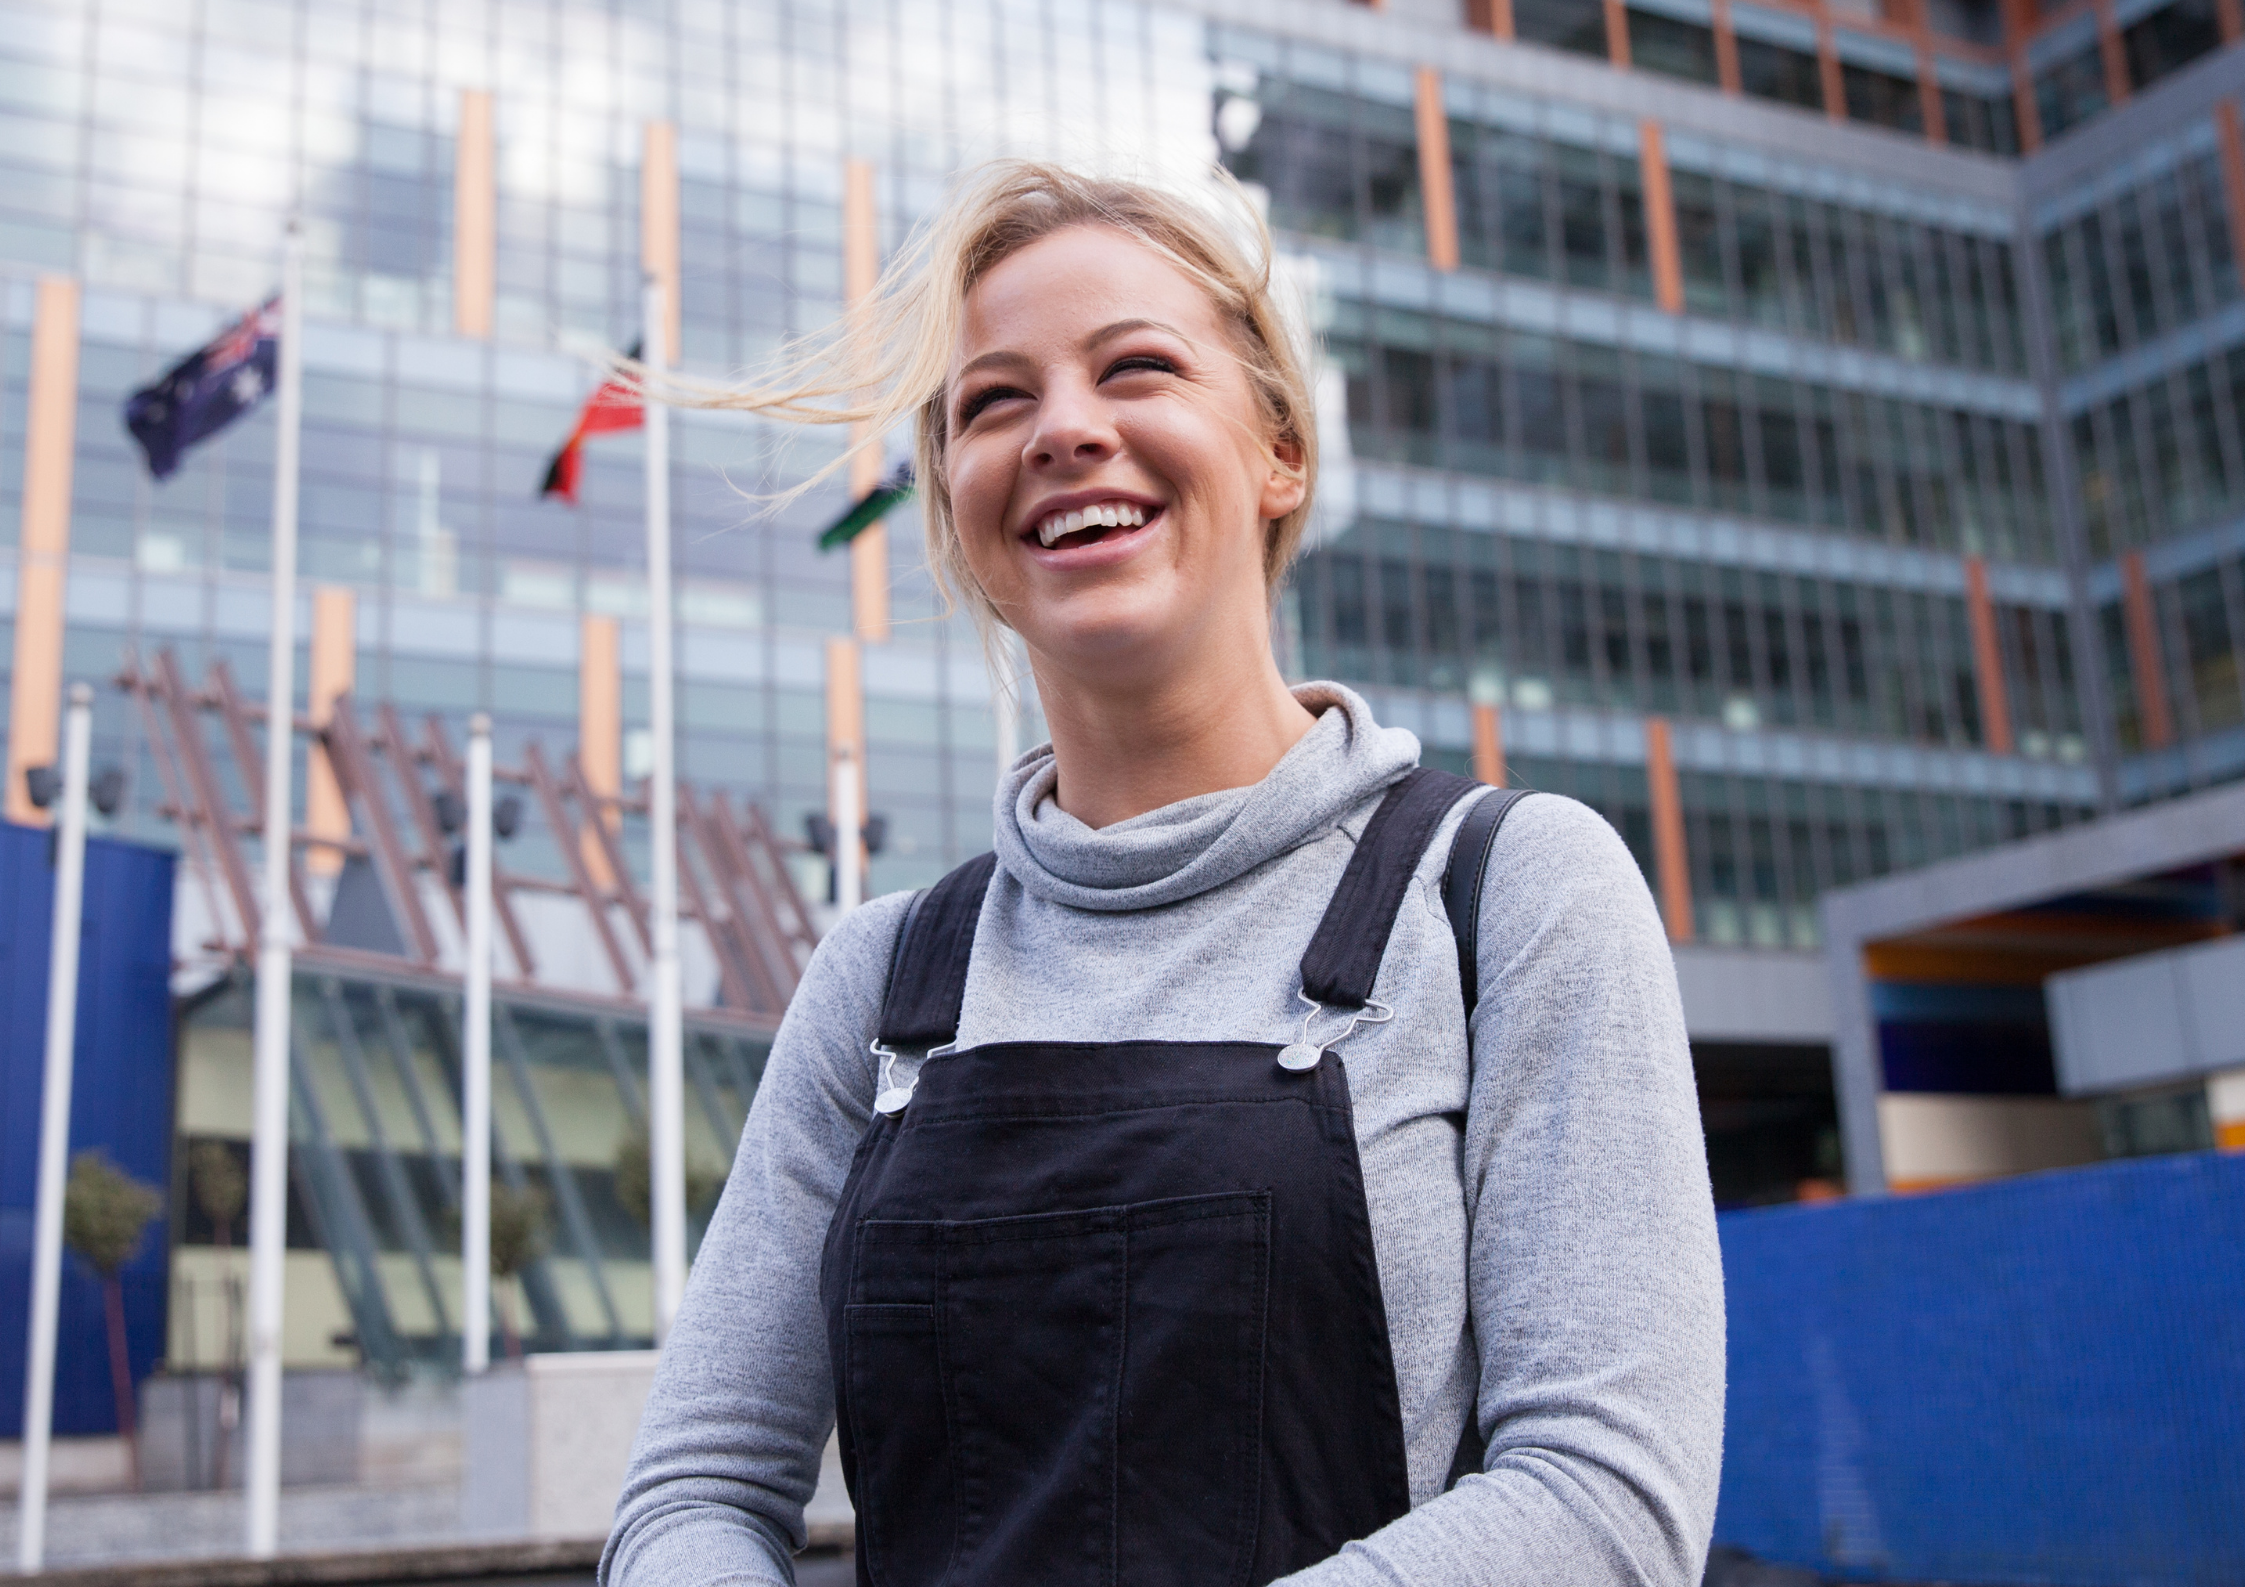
left=5, top=276, right=80, bottom=828
left=306, top=586, right=357, bottom=876
left=2012, top=56, right=2043, bottom=152
left=2216, top=104, right=2245, bottom=279
left=2096, top=0, right=2132, bottom=106
left=1472, top=703, right=1506, bottom=787
left=1645, top=717, right=1694, bottom=944
left=1639, top=121, right=1684, bottom=316
left=2220, top=0, right=2242, bottom=43
left=842, top=158, right=880, bottom=307
left=580, top=614, right=622, bottom=885
left=1712, top=0, right=1743, bottom=93
left=1819, top=21, right=1846, bottom=120
left=1467, top=0, right=1515, bottom=38
left=1606, top=0, right=1633, bottom=68
left=1963, top=557, right=2013, bottom=755
left=2120, top=551, right=2174, bottom=748
left=1917, top=46, right=1948, bottom=145
left=1414, top=67, right=1461, bottom=273
left=641, top=121, right=680, bottom=362
left=2003, top=0, right=2043, bottom=152
left=453, top=90, right=495, bottom=338
left=844, top=158, right=890, bottom=644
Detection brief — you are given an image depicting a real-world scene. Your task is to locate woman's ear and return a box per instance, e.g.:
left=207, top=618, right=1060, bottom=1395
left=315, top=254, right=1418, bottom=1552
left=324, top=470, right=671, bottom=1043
left=1259, top=434, right=1308, bottom=522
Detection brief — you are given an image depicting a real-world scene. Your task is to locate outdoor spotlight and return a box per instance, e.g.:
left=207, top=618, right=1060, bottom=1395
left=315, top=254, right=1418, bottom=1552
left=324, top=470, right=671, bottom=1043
left=432, top=787, right=465, bottom=834
left=804, top=813, right=836, bottom=857
left=862, top=813, right=889, bottom=857
left=90, top=766, right=127, bottom=817
left=493, top=794, right=523, bottom=839
left=24, top=765, right=60, bottom=809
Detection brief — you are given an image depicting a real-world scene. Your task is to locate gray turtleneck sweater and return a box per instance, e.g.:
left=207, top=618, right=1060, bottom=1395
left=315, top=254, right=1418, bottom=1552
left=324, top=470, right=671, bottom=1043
left=601, top=684, right=1724, bottom=1587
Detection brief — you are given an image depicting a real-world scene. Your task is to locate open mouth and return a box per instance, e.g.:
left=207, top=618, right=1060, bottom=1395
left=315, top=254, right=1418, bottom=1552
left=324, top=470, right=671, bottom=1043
left=1024, top=499, right=1161, bottom=552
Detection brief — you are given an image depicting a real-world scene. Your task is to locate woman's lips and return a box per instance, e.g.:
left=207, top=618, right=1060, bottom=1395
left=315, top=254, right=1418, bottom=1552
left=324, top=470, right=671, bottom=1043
left=1019, top=504, right=1165, bottom=567
left=1024, top=499, right=1160, bottom=550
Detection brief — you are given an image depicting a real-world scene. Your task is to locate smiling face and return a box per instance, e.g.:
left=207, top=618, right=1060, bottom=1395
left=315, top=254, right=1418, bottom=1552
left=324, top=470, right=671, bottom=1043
left=943, top=224, right=1305, bottom=688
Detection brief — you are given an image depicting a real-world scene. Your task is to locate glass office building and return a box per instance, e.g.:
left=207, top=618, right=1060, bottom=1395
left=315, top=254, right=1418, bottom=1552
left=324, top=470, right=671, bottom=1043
left=5, top=0, right=2245, bottom=1358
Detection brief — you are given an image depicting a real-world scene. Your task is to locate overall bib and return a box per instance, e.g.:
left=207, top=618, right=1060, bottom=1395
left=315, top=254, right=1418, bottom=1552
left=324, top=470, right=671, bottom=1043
left=819, top=768, right=1487, bottom=1587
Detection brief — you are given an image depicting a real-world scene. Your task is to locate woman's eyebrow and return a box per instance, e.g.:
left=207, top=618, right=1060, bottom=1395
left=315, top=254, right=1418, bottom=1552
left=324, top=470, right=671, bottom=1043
left=1084, top=317, right=1186, bottom=347
left=955, top=347, right=1031, bottom=383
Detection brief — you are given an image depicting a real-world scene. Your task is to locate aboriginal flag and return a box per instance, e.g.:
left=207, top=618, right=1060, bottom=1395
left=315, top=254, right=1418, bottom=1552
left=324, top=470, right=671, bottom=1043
left=124, top=297, right=280, bottom=481
left=538, top=344, right=643, bottom=504
left=818, top=462, right=916, bottom=551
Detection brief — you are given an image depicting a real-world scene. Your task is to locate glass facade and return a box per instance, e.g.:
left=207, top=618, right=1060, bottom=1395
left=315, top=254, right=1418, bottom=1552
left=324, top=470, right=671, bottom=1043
left=170, top=967, right=767, bottom=1370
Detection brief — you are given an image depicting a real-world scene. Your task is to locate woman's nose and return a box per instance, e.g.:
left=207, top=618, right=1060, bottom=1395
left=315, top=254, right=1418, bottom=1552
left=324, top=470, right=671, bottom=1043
left=1026, top=379, right=1116, bottom=470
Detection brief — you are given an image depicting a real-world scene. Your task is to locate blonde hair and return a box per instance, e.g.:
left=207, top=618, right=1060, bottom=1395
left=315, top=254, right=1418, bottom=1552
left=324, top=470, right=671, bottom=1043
left=671, top=160, right=1318, bottom=634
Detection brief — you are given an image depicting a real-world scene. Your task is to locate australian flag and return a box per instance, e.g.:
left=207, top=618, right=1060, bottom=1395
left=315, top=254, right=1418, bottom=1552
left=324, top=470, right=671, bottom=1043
left=124, top=297, right=280, bottom=481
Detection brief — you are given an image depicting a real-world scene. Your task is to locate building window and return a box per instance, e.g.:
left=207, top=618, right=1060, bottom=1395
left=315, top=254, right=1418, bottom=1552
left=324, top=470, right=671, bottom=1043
left=2124, top=0, right=2225, bottom=93
left=2034, top=44, right=2110, bottom=139
left=1736, top=35, right=1828, bottom=110
left=1843, top=63, right=1925, bottom=134
left=1627, top=8, right=1722, bottom=84
left=1514, top=0, right=1614, bottom=58
left=1214, top=74, right=1423, bottom=256
left=1942, top=88, right=2021, bottom=155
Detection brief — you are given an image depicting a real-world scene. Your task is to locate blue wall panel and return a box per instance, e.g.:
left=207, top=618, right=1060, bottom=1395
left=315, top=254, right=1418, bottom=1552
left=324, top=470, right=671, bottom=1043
left=0, top=822, right=176, bottom=1438
left=1716, top=1152, right=2245, bottom=1585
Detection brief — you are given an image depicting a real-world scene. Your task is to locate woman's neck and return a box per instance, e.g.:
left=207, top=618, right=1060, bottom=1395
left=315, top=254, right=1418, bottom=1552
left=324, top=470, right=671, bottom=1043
left=1029, top=636, right=1318, bottom=831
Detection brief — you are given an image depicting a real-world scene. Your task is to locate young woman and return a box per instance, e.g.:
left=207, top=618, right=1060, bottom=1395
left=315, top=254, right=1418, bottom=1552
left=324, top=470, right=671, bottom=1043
left=601, top=162, right=1723, bottom=1587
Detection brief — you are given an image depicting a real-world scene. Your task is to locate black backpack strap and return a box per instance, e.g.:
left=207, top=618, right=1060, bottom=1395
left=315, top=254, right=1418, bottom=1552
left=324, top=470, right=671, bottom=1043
left=1299, top=768, right=1483, bottom=1010
left=875, top=851, right=998, bottom=1050
left=1442, top=787, right=1532, bottom=1019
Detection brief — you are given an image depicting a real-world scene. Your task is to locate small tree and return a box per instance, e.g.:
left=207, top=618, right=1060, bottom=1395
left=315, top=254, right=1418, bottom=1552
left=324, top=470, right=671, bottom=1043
left=486, top=1181, right=548, bottom=1362
left=613, top=1119, right=727, bottom=1229
left=187, top=1139, right=247, bottom=1250
left=63, top=1150, right=163, bottom=1488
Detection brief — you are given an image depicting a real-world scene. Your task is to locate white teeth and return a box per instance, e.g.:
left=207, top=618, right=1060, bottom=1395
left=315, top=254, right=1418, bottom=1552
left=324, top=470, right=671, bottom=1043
left=1032, top=502, right=1150, bottom=546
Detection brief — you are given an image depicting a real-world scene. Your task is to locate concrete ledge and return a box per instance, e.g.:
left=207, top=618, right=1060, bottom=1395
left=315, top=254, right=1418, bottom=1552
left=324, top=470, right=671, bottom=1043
left=20, top=1531, right=853, bottom=1587
left=21, top=1539, right=604, bottom=1587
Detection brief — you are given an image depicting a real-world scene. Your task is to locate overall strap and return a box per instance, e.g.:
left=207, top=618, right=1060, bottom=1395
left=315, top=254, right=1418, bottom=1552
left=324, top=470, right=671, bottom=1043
left=876, top=851, right=998, bottom=1050
left=1298, top=768, right=1483, bottom=1010
left=1442, top=787, right=1533, bottom=1018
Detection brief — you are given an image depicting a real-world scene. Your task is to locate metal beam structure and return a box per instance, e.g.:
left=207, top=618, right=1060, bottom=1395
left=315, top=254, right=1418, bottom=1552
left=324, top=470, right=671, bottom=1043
left=120, top=644, right=813, bottom=1372
left=120, top=645, right=811, bottom=1024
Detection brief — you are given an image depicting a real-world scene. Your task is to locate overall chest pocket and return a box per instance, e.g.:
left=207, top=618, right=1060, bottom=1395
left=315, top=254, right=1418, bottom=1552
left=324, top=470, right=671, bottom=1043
left=845, top=1191, right=1272, bottom=1587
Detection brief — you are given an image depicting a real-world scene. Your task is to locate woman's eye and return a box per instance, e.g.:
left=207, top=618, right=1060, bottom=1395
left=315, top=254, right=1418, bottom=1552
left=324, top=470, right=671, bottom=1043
left=958, top=386, right=1026, bottom=424
left=1103, top=355, right=1177, bottom=380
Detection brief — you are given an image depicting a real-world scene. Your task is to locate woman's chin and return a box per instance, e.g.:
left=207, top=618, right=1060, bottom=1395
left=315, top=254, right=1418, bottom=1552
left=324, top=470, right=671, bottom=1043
left=1021, top=594, right=1195, bottom=679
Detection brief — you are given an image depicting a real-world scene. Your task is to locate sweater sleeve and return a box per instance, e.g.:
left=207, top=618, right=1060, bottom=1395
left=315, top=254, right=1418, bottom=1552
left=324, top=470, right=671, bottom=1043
left=599, top=890, right=914, bottom=1587
left=1283, top=793, right=1727, bottom=1587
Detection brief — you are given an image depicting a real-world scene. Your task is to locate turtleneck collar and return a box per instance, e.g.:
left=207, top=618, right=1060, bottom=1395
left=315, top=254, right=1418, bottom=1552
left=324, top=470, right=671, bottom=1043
left=990, top=682, right=1421, bottom=913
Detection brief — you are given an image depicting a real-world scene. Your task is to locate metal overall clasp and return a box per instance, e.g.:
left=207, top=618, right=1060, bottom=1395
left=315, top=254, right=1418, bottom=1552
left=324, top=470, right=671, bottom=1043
left=871, top=1036, right=958, bottom=1115
left=1276, top=989, right=1394, bottom=1073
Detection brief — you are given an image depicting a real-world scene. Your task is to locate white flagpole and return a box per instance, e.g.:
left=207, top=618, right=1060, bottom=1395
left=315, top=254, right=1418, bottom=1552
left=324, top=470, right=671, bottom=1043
left=832, top=745, right=863, bottom=914
left=244, top=222, right=303, bottom=1559
left=462, top=713, right=493, bottom=1374
left=17, top=682, right=94, bottom=1574
left=643, top=277, right=687, bottom=1342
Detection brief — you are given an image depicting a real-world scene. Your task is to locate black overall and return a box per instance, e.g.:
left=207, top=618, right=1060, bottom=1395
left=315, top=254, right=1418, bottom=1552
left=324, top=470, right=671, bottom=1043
left=820, top=769, right=1495, bottom=1587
